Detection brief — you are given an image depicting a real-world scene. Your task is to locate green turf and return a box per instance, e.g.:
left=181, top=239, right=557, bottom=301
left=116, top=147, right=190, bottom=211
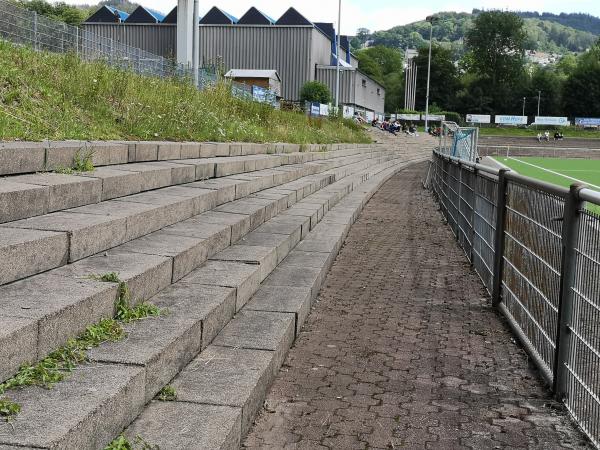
left=479, top=127, right=600, bottom=138
left=493, top=156, right=600, bottom=190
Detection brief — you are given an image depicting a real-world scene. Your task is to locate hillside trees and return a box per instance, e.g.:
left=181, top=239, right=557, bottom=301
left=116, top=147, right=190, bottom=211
left=414, top=44, right=459, bottom=111
left=563, top=40, right=600, bottom=117
left=356, top=46, right=405, bottom=112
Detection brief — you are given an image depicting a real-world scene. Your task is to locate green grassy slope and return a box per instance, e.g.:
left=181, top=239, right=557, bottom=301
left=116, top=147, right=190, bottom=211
left=0, top=40, right=369, bottom=144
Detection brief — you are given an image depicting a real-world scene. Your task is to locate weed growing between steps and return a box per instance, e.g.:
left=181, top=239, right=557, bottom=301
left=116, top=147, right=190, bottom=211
left=55, top=148, right=95, bottom=174
left=105, top=434, right=158, bottom=450
left=0, top=273, right=161, bottom=421
left=0, top=40, right=370, bottom=144
left=157, top=385, right=177, bottom=402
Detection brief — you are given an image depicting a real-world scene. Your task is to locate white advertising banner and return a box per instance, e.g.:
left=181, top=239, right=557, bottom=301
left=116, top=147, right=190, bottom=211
left=495, top=115, right=528, bottom=125
left=466, top=114, right=491, bottom=124
left=398, top=114, right=420, bottom=121
left=319, top=104, right=329, bottom=116
left=421, top=114, right=445, bottom=121
left=534, top=116, right=570, bottom=126
left=366, top=111, right=375, bottom=121
left=343, top=105, right=355, bottom=119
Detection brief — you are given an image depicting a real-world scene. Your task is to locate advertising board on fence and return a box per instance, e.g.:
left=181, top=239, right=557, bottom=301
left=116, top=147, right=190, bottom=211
left=421, top=114, right=445, bottom=121
left=366, top=111, right=375, bottom=121
left=310, top=103, right=320, bottom=116
left=466, top=114, right=491, bottom=124
left=319, top=104, right=330, bottom=117
left=534, top=116, right=570, bottom=126
left=495, top=115, right=527, bottom=125
left=398, top=114, right=420, bottom=121
left=575, top=118, right=600, bottom=127
left=343, top=105, right=355, bottom=119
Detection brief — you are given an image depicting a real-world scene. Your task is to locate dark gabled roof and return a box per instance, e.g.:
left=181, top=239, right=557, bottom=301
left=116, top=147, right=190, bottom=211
left=125, top=5, right=165, bottom=23
left=162, top=6, right=177, bottom=24
left=200, top=6, right=238, bottom=25
left=314, top=22, right=350, bottom=52
left=84, top=5, right=129, bottom=23
left=276, top=7, right=312, bottom=25
left=238, top=7, right=275, bottom=25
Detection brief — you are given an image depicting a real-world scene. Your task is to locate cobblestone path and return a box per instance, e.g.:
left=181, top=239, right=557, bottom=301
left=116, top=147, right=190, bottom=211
left=244, top=163, right=591, bottom=450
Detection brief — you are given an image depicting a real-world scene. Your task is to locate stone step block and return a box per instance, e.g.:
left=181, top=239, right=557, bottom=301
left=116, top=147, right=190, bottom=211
left=0, top=317, right=38, bottom=383
left=171, top=345, right=275, bottom=437
left=0, top=142, right=46, bottom=175
left=210, top=244, right=277, bottom=282
left=0, top=273, right=118, bottom=376
left=112, top=162, right=173, bottom=191
left=10, top=173, right=102, bottom=213
left=193, top=210, right=251, bottom=244
left=7, top=211, right=127, bottom=262
left=183, top=261, right=261, bottom=311
left=185, top=177, right=237, bottom=204
left=0, top=180, right=48, bottom=224
left=263, top=265, right=325, bottom=301
left=215, top=199, right=269, bottom=233
left=162, top=216, right=232, bottom=257
left=80, top=166, right=144, bottom=201
left=213, top=309, right=295, bottom=374
left=51, top=251, right=172, bottom=306
left=0, top=227, right=68, bottom=286
left=245, top=285, right=312, bottom=338
left=237, top=230, right=295, bottom=264
left=0, top=363, right=145, bottom=450
left=124, top=402, right=241, bottom=450
left=170, top=158, right=215, bottom=180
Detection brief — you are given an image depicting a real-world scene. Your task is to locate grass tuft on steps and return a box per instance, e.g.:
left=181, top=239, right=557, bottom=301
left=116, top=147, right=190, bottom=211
left=0, top=40, right=370, bottom=144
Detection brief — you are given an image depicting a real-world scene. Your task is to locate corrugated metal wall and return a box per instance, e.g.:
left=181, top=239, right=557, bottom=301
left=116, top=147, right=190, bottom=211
left=199, top=25, right=315, bottom=101
left=310, top=28, right=334, bottom=71
left=315, top=66, right=355, bottom=105
left=82, top=24, right=176, bottom=58
left=353, top=71, right=385, bottom=113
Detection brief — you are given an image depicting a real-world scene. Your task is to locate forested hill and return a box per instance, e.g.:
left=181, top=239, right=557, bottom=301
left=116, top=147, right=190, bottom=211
left=353, top=11, right=600, bottom=55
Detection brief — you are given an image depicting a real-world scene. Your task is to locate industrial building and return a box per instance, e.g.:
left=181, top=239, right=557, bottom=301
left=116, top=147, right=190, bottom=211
left=83, top=5, right=385, bottom=116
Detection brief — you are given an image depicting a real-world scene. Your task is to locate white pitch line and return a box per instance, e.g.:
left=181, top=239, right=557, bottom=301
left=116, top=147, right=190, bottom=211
left=508, top=157, right=600, bottom=191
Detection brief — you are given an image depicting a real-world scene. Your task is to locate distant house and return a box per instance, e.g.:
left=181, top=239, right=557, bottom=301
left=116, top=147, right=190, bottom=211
left=84, top=5, right=129, bottom=23
left=225, top=70, right=282, bottom=97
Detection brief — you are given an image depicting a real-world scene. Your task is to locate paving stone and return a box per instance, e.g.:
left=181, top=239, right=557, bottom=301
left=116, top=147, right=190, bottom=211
left=162, top=217, right=232, bottom=257
left=0, top=363, right=145, bottom=450
left=211, top=244, right=277, bottom=282
left=0, top=272, right=118, bottom=358
left=114, top=162, right=171, bottom=191
left=153, top=283, right=236, bottom=349
left=0, top=317, right=38, bottom=382
left=157, top=142, right=181, bottom=160
left=80, top=167, right=143, bottom=201
left=172, top=346, right=275, bottom=437
left=213, top=310, right=295, bottom=375
left=112, top=231, right=209, bottom=282
left=11, top=173, right=102, bottom=212
left=124, top=402, right=241, bottom=450
left=263, top=265, right=324, bottom=300
left=51, top=252, right=172, bottom=305
left=0, top=227, right=68, bottom=286
left=183, top=260, right=261, bottom=311
left=0, top=143, right=46, bottom=175
left=238, top=231, right=293, bottom=264
left=0, top=180, right=48, bottom=224
left=8, top=211, right=127, bottom=262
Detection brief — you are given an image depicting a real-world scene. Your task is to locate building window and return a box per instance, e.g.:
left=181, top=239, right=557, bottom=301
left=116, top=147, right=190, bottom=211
left=362, top=79, right=366, bottom=87
left=377, top=88, right=381, bottom=96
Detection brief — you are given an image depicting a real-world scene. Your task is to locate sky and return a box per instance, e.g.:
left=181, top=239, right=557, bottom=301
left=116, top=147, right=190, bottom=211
left=54, top=0, right=600, bottom=34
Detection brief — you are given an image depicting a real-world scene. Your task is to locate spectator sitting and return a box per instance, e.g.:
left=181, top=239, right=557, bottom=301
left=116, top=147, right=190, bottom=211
left=554, top=131, right=560, bottom=141
left=537, top=133, right=542, bottom=142
left=544, top=131, right=550, bottom=141
left=371, top=119, right=379, bottom=127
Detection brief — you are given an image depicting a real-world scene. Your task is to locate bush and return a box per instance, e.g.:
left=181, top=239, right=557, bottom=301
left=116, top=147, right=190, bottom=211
left=300, top=81, right=332, bottom=104
left=440, top=111, right=463, bottom=125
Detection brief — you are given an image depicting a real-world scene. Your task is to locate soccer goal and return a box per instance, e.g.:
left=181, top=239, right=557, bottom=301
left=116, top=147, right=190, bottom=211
left=438, top=121, right=479, bottom=162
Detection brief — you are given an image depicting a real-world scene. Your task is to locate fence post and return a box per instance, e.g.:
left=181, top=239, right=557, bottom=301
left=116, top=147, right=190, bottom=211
left=491, top=168, right=509, bottom=307
left=470, top=165, right=478, bottom=264
left=457, top=160, right=462, bottom=242
left=553, top=183, right=585, bottom=399
left=33, top=11, right=38, bottom=51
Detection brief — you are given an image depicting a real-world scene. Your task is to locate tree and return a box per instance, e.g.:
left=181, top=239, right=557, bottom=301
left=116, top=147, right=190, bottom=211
left=563, top=40, right=600, bottom=117
left=17, top=0, right=87, bottom=26
left=464, top=10, right=527, bottom=112
left=414, top=44, right=459, bottom=111
left=300, top=81, right=331, bottom=104
left=356, top=46, right=404, bottom=112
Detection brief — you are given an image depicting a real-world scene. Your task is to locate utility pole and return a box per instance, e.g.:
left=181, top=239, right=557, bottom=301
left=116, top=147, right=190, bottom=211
left=335, top=0, right=342, bottom=113
left=522, top=97, right=526, bottom=117
left=424, top=15, right=438, bottom=132
left=192, top=0, right=199, bottom=87
left=537, top=90, right=542, bottom=117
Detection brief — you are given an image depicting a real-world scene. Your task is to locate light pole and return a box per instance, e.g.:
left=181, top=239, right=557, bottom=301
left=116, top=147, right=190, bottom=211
left=335, top=0, right=342, bottom=113
left=192, top=0, right=199, bottom=87
left=424, top=15, right=438, bottom=132
left=522, top=97, right=526, bottom=117
left=537, top=90, right=542, bottom=117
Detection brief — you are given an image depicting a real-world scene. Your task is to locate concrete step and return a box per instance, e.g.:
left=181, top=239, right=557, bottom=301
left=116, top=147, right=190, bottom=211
left=0, top=149, right=404, bottom=287
left=0, top=151, right=413, bottom=384
left=0, top=145, right=392, bottom=225
left=0, top=155, right=424, bottom=449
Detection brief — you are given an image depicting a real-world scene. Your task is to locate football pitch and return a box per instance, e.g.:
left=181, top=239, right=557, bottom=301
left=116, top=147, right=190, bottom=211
left=493, top=156, right=600, bottom=191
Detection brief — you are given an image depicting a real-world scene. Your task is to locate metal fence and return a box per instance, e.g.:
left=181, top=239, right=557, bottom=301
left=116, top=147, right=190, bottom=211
left=430, top=151, right=600, bottom=448
left=0, top=0, right=277, bottom=105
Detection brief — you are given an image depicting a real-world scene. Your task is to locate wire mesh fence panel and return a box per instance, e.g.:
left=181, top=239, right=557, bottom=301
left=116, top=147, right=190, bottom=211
left=564, top=208, right=600, bottom=448
left=446, top=161, right=461, bottom=237
left=457, top=165, right=475, bottom=262
left=472, top=173, right=498, bottom=294
left=501, top=180, right=565, bottom=376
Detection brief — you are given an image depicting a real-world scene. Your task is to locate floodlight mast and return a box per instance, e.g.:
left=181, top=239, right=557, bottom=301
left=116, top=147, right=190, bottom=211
left=424, top=15, right=439, bottom=132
